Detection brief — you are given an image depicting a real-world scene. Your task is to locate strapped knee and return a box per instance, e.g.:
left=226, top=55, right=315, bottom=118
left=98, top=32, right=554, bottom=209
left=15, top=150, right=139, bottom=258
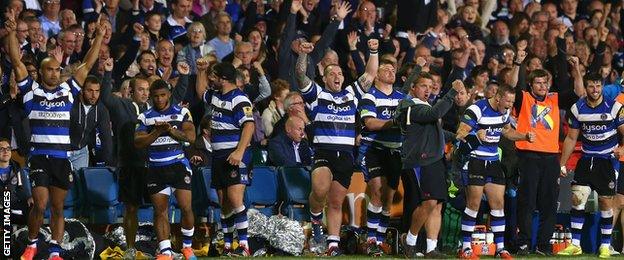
left=571, top=185, right=591, bottom=210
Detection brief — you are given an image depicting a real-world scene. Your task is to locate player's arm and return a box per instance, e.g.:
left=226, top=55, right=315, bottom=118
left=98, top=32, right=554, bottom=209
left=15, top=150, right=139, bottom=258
left=356, top=39, right=379, bottom=93
left=227, top=121, right=255, bottom=166
left=5, top=9, right=28, bottom=82
left=502, top=123, right=533, bottom=141
left=169, top=121, right=196, bottom=145
left=134, top=121, right=170, bottom=149
left=75, top=16, right=107, bottom=86
left=363, top=117, right=394, bottom=131
left=559, top=127, right=580, bottom=176
left=455, top=122, right=473, bottom=142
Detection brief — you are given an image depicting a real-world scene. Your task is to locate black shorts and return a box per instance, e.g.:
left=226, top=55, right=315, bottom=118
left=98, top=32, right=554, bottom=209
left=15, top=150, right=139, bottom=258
left=211, top=149, right=252, bottom=189
left=401, top=160, right=448, bottom=204
left=28, top=155, right=73, bottom=190
left=357, top=145, right=402, bottom=189
left=146, top=161, right=193, bottom=195
left=118, top=165, right=150, bottom=205
left=574, top=157, right=616, bottom=196
left=313, top=149, right=354, bottom=188
left=467, top=158, right=505, bottom=186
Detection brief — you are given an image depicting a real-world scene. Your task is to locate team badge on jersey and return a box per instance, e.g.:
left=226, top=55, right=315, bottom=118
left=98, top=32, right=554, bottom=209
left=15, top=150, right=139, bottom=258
left=184, top=176, right=190, bottom=184
left=243, top=106, right=253, bottom=117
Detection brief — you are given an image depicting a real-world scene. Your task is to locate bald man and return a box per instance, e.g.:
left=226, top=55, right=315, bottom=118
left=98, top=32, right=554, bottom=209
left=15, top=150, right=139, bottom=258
left=268, top=116, right=312, bottom=167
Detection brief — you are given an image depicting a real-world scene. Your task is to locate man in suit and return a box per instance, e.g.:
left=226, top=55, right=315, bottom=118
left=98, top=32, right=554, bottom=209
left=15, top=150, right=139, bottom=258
left=268, top=116, right=312, bottom=167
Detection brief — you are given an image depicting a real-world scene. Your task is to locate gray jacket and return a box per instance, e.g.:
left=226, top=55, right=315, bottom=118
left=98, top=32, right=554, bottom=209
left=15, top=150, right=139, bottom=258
left=395, top=88, right=458, bottom=168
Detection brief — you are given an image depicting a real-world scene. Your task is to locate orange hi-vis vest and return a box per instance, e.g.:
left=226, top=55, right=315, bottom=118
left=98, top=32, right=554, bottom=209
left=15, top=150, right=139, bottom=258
left=615, top=93, right=624, bottom=161
left=515, top=91, right=560, bottom=153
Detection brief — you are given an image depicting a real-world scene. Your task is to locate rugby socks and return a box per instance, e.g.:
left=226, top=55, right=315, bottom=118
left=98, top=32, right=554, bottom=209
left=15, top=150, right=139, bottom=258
left=570, top=208, right=585, bottom=246
left=48, top=240, right=61, bottom=257
left=426, top=238, right=438, bottom=253
left=327, top=235, right=340, bottom=248
left=181, top=227, right=194, bottom=248
left=366, top=203, right=382, bottom=243
left=490, top=209, right=506, bottom=250
left=221, top=212, right=235, bottom=249
left=28, top=238, right=38, bottom=248
left=376, top=210, right=391, bottom=245
left=600, top=210, right=614, bottom=247
left=158, top=239, right=173, bottom=256
left=406, top=231, right=418, bottom=246
left=310, top=210, right=323, bottom=224
left=234, top=206, right=249, bottom=248
left=461, top=208, right=478, bottom=250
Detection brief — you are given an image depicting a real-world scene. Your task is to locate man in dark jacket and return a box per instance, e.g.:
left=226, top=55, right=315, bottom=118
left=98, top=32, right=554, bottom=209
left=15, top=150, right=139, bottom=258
left=68, top=76, right=113, bottom=170
left=394, top=73, right=465, bottom=257
left=268, top=116, right=312, bottom=167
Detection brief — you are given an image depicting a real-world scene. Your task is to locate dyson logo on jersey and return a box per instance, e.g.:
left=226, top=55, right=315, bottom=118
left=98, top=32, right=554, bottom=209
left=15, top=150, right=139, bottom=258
left=39, top=100, right=66, bottom=109
left=582, top=124, right=607, bottom=132
left=381, top=108, right=395, bottom=117
left=485, top=127, right=503, bottom=134
left=327, top=103, right=352, bottom=113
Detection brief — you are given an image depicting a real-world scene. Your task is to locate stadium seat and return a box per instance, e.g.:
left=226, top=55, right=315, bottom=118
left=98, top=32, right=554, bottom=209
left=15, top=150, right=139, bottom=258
left=79, top=167, right=119, bottom=224
left=277, top=167, right=311, bottom=221
left=244, top=166, right=278, bottom=216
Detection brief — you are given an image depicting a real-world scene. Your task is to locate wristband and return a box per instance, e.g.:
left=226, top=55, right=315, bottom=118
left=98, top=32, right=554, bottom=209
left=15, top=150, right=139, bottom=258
left=560, top=165, right=567, bottom=173
left=369, top=51, right=378, bottom=55
left=514, top=61, right=522, bottom=66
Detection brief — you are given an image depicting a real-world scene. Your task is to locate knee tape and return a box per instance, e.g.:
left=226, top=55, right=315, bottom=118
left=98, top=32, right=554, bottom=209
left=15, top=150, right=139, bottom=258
left=571, top=185, right=591, bottom=210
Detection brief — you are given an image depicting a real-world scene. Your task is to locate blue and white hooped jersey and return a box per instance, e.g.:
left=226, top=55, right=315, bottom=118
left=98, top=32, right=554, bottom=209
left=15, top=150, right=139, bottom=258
left=462, top=99, right=511, bottom=161
left=301, top=81, right=364, bottom=152
left=203, top=88, right=255, bottom=155
left=19, top=76, right=80, bottom=159
left=359, top=86, right=405, bottom=149
left=136, top=105, right=193, bottom=167
left=569, top=98, right=624, bottom=158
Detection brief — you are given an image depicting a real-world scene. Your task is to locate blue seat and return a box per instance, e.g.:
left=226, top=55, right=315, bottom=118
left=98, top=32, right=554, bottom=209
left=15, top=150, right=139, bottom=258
left=244, top=166, right=278, bottom=216
left=79, top=167, right=119, bottom=224
left=138, top=205, right=154, bottom=222
left=277, top=167, right=311, bottom=221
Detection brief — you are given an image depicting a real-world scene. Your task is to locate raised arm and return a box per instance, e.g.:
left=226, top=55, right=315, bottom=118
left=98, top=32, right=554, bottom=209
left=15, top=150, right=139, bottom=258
left=195, top=58, right=211, bottom=101
left=295, top=41, right=314, bottom=89
left=75, top=16, right=107, bottom=86
left=172, top=62, right=190, bottom=105
left=356, top=39, right=379, bottom=92
left=5, top=9, right=28, bottom=81
left=309, top=1, right=351, bottom=62
left=254, top=61, right=271, bottom=102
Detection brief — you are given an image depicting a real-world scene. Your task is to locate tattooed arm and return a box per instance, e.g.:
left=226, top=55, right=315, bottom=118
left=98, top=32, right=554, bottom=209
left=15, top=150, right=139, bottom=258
left=295, top=49, right=313, bottom=89
left=356, top=39, right=379, bottom=93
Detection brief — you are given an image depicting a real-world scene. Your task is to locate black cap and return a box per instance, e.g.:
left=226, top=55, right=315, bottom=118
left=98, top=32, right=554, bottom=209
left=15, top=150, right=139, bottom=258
left=213, top=62, right=237, bottom=83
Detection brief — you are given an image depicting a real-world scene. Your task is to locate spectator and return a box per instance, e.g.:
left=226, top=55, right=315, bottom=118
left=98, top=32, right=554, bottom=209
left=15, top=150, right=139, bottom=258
left=59, top=9, right=77, bottom=30
left=268, top=116, right=312, bottom=167
left=208, top=12, right=235, bottom=61
left=177, top=22, right=215, bottom=75
left=40, top=0, right=61, bottom=38
left=269, top=91, right=311, bottom=139
left=68, top=76, right=113, bottom=171
left=200, top=0, right=228, bottom=40
left=0, top=138, right=32, bottom=225
left=162, top=0, right=193, bottom=47
left=262, top=79, right=290, bottom=138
